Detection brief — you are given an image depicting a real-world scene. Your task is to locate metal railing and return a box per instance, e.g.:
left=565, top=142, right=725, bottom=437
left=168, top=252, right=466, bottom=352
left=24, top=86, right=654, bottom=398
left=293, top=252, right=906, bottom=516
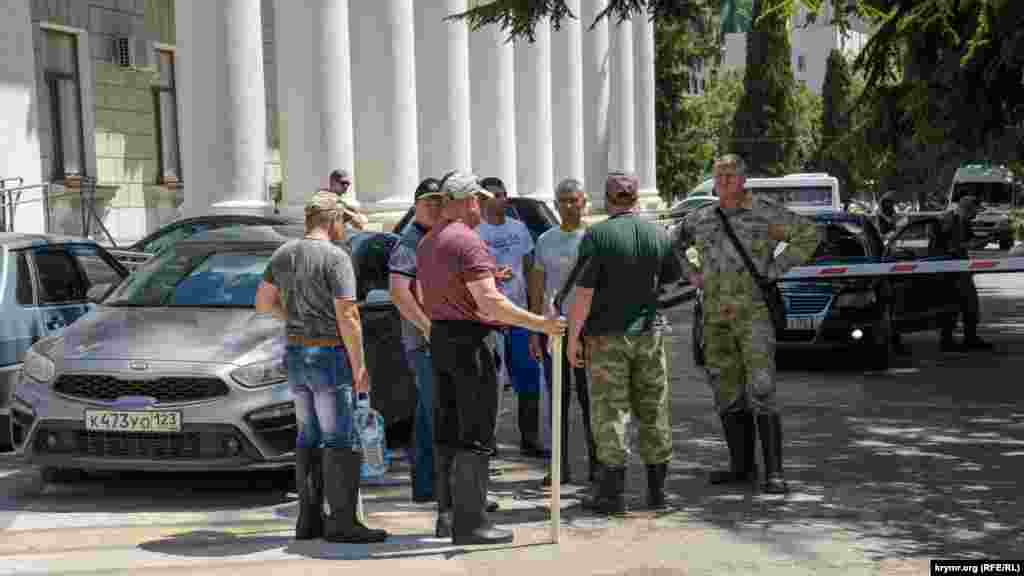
left=0, top=176, right=118, bottom=246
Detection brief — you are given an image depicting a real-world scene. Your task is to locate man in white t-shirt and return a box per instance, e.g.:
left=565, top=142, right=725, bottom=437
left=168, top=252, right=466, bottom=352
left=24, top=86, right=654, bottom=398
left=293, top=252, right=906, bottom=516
left=477, top=177, right=546, bottom=457
left=528, top=178, right=597, bottom=485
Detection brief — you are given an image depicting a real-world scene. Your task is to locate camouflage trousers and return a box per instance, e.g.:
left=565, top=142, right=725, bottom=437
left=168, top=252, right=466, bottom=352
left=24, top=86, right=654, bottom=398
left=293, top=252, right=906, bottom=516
left=703, top=318, right=778, bottom=416
left=584, top=332, right=672, bottom=468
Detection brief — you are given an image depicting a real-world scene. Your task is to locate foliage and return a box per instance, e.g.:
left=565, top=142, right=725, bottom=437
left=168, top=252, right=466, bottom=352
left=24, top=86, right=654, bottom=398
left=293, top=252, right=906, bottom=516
left=818, top=49, right=855, bottom=199
left=730, top=0, right=798, bottom=176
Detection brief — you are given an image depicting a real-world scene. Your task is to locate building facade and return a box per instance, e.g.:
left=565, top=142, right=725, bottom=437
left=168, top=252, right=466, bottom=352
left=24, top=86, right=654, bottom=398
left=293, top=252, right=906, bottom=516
left=0, top=0, right=659, bottom=244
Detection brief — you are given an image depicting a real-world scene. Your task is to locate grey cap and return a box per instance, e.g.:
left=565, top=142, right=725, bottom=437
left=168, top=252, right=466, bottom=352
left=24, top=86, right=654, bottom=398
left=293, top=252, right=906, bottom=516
left=441, top=171, right=494, bottom=200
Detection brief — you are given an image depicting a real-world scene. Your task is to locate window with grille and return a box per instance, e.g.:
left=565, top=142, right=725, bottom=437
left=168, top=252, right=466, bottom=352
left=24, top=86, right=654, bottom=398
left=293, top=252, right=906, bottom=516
left=154, top=49, right=182, bottom=184
left=44, top=29, right=85, bottom=180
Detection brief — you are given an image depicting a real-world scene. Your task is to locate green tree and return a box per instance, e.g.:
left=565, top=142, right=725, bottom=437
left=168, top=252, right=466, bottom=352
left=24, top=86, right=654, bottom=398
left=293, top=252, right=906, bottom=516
left=730, top=0, right=798, bottom=175
left=818, top=49, right=854, bottom=199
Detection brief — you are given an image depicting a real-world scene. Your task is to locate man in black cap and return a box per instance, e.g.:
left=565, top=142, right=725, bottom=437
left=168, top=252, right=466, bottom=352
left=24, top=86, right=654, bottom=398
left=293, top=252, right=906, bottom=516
left=329, top=169, right=369, bottom=230
left=933, top=195, right=992, bottom=351
left=388, top=177, right=445, bottom=504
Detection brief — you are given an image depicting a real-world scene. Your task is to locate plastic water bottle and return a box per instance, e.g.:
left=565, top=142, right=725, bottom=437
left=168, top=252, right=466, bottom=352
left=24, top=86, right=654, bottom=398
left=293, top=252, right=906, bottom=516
left=353, top=392, right=389, bottom=479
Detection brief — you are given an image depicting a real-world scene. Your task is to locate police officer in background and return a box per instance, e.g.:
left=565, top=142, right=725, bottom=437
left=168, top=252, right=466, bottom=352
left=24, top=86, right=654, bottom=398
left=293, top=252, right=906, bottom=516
left=676, top=154, right=818, bottom=495
left=875, top=191, right=899, bottom=237
left=566, top=171, right=683, bottom=514
left=932, top=195, right=993, bottom=351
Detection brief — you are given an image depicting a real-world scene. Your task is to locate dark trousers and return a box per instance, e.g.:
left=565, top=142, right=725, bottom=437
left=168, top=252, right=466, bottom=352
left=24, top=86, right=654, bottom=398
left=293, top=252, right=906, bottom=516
left=543, top=333, right=596, bottom=474
left=943, top=273, right=980, bottom=340
left=430, top=321, right=499, bottom=455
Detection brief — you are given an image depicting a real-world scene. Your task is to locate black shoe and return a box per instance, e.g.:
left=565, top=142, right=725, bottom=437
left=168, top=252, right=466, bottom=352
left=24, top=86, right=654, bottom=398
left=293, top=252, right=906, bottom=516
left=294, top=447, right=323, bottom=540
left=435, top=511, right=452, bottom=538
left=322, top=448, right=389, bottom=543
left=452, top=451, right=514, bottom=545
left=581, top=465, right=626, bottom=515
left=708, top=411, right=757, bottom=485
left=646, top=463, right=669, bottom=509
left=487, top=497, right=500, bottom=512
left=757, top=414, right=788, bottom=495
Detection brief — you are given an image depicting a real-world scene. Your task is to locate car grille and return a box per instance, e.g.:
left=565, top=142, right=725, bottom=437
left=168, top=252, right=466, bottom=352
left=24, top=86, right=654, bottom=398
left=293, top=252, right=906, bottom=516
left=33, top=425, right=252, bottom=460
left=783, top=292, right=832, bottom=315
left=54, top=374, right=229, bottom=403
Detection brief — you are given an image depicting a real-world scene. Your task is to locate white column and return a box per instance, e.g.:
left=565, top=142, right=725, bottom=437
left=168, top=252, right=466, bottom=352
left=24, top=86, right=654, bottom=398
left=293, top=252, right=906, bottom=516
left=350, top=0, right=418, bottom=209
left=582, top=0, right=611, bottom=210
left=470, top=23, right=517, bottom=192
left=514, top=21, right=554, bottom=200
left=178, top=0, right=270, bottom=217
left=609, top=16, right=635, bottom=174
left=415, top=1, right=471, bottom=178
left=0, top=0, right=44, bottom=233
left=551, top=0, right=584, bottom=185
left=634, top=14, right=659, bottom=205
left=274, top=0, right=355, bottom=219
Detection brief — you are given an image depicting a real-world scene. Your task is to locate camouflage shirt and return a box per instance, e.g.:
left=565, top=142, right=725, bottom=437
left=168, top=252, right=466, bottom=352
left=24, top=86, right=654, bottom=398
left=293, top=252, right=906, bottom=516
left=675, top=197, right=819, bottom=322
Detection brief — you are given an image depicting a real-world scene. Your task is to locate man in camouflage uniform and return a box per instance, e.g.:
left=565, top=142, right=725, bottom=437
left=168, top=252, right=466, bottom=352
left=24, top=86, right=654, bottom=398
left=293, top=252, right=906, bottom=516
left=675, top=154, right=818, bottom=494
left=566, top=172, right=683, bottom=514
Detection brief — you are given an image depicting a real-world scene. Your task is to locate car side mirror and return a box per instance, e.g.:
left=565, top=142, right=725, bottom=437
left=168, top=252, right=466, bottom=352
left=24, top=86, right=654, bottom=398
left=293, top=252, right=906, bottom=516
left=86, top=283, right=113, bottom=303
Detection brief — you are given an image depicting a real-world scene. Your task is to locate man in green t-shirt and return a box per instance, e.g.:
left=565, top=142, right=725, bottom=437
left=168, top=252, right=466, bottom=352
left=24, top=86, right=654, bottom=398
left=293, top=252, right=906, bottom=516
left=567, top=172, right=683, bottom=514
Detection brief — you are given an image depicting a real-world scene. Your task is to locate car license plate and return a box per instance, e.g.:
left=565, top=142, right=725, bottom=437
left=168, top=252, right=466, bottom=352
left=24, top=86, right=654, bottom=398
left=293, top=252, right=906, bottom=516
left=85, top=410, right=182, bottom=433
left=786, top=316, right=820, bottom=331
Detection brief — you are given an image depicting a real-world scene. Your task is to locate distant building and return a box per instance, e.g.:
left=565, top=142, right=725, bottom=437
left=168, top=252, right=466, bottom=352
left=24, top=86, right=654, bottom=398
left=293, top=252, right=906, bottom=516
left=686, top=0, right=871, bottom=96
left=0, top=0, right=659, bottom=244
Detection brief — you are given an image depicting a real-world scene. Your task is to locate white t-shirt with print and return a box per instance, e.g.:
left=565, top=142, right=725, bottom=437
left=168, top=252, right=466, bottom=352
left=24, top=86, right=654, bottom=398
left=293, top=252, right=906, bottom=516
left=477, top=218, right=534, bottom=309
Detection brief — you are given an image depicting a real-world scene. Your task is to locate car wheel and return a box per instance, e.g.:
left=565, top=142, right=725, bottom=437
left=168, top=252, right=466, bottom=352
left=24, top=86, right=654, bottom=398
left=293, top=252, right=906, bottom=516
left=40, top=467, right=87, bottom=484
left=868, top=301, right=895, bottom=372
left=0, top=413, right=13, bottom=453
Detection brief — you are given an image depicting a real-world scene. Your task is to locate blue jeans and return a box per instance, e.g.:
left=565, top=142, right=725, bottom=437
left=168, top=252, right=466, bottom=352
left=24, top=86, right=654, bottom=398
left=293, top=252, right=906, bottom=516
left=406, top=345, right=434, bottom=500
left=286, top=345, right=355, bottom=449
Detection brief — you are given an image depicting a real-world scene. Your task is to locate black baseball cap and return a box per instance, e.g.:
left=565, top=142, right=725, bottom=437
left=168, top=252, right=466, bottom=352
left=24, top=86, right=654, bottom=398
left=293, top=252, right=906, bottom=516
left=415, top=177, right=444, bottom=200
left=478, top=176, right=506, bottom=193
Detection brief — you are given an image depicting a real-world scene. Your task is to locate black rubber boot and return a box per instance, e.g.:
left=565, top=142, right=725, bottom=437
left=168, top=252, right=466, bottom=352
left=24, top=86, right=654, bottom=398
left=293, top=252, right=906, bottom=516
left=581, top=465, right=626, bottom=515
left=434, top=445, right=455, bottom=538
left=709, top=411, right=757, bottom=485
left=646, top=462, right=669, bottom=509
left=757, top=414, right=789, bottom=495
left=294, top=447, right=323, bottom=540
left=451, top=451, right=514, bottom=545
left=322, top=448, right=389, bottom=543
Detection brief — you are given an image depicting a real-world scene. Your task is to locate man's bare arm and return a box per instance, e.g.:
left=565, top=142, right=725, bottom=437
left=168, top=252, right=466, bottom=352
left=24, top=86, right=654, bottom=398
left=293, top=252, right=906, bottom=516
left=334, top=298, right=366, bottom=383
left=254, top=281, right=286, bottom=320
left=527, top=265, right=546, bottom=316
left=568, top=287, right=594, bottom=345
left=467, top=277, right=549, bottom=333
left=389, top=274, right=431, bottom=335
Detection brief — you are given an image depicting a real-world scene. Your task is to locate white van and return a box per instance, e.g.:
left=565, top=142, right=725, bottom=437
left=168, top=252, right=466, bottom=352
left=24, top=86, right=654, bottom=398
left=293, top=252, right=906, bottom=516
left=685, top=172, right=843, bottom=214
left=947, top=163, right=1019, bottom=250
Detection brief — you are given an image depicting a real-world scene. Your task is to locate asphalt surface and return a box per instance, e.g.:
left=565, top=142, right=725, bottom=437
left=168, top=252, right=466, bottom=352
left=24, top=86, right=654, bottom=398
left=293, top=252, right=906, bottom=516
left=1, top=259, right=1022, bottom=574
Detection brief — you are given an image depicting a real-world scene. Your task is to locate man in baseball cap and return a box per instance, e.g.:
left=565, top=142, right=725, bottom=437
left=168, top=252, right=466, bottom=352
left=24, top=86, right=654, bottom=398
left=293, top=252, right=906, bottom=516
left=326, top=169, right=368, bottom=230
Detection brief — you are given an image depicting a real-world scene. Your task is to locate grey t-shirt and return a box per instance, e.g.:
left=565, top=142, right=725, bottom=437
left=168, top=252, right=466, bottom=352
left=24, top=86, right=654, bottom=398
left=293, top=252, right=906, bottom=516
left=387, top=222, right=428, bottom=351
left=262, top=238, right=356, bottom=340
left=533, top=226, right=586, bottom=316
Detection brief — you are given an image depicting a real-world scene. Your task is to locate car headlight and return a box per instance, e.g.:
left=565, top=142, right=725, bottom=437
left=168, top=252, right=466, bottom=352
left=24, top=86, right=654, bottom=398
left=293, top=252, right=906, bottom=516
left=835, top=291, right=875, bottom=308
left=23, top=348, right=56, bottom=384
left=231, top=359, right=287, bottom=389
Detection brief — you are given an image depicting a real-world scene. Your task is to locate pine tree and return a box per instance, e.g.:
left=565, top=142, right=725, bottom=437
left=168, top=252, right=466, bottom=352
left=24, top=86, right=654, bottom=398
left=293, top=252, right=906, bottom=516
left=819, top=49, right=854, bottom=200
left=730, top=0, right=798, bottom=176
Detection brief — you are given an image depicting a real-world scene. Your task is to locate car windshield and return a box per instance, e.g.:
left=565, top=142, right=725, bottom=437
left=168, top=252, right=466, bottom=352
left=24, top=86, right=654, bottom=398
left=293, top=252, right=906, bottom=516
left=814, top=223, right=869, bottom=259
left=104, top=246, right=272, bottom=308
left=757, top=186, right=833, bottom=207
left=953, top=182, right=1013, bottom=206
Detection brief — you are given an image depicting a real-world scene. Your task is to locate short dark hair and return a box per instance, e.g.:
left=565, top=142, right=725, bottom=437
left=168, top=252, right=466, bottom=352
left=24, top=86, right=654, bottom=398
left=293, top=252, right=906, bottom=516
left=478, top=176, right=506, bottom=193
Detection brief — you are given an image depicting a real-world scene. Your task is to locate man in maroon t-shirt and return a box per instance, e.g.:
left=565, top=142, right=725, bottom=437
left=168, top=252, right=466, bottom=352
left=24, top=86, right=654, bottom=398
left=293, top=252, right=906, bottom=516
left=417, top=171, right=565, bottom=546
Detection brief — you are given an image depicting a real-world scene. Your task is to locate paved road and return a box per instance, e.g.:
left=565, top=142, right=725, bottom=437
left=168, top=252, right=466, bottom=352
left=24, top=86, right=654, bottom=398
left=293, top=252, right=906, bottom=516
left=1, top=267, right=1022, bottom=574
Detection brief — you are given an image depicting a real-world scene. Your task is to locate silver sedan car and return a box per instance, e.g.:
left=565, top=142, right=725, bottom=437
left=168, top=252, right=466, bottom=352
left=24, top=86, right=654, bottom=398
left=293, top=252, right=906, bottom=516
left=14, top=224, right=346, bottom=475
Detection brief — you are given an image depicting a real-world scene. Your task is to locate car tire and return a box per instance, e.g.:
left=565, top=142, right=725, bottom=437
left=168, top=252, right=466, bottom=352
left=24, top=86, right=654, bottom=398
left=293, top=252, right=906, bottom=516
left=868, top=301, right=895, bottom=372
left=0, top=413, right=13, bottom=453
